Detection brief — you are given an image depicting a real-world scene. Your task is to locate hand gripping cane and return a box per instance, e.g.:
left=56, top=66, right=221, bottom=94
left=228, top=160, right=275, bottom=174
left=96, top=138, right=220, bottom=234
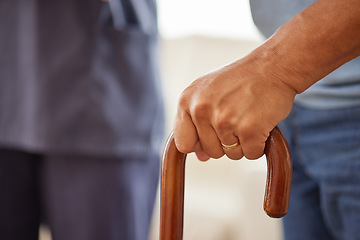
left=160, top=126, right=292, bottom=240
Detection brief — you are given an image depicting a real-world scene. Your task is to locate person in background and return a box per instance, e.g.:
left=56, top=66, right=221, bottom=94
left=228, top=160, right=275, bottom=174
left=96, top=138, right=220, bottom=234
left=174, top=0, right=360, bottom=239
left=0, top=1, right=164, bottom=240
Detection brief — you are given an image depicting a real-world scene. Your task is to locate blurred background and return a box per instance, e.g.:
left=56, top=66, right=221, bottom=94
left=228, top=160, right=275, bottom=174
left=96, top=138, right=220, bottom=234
left=39, top=0, right=284, bottom=239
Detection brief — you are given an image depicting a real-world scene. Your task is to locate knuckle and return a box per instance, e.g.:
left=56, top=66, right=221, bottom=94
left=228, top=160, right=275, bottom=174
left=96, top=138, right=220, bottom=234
left=178, top=91, right=189, bottom=110
left=237, top=118, right=258, bottom=139
left=192, top=102, right=211, bottom=119
left=175, top=142, right=192, bottom=154
left=214, top=113, right=233, bottom=131
left=174, top=136, right=195, bottom=154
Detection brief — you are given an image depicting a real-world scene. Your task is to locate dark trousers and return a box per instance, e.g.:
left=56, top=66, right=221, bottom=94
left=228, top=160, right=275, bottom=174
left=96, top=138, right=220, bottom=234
left=0, top=148, right=160, bottom=240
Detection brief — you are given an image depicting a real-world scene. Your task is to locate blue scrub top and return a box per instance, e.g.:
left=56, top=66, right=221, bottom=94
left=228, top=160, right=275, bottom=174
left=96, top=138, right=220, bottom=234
left=0, top=0, right=164, bottom=157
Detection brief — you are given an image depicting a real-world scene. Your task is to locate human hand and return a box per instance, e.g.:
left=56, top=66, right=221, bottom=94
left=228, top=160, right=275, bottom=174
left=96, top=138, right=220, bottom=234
left=173, top=0, right=360, bottom=162
left=173, top=57, right=296, bottom=161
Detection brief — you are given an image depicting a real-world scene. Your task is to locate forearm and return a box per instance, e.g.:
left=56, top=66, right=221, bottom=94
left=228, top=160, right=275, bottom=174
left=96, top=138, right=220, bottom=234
left=249, top=0, right=360, bottom=93
left=173, top=0, right=360, bottom=160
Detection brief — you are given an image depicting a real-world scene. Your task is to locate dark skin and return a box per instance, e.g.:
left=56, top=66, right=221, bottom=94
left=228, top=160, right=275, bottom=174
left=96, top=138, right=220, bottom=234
left=174, top=0, right=360, bottom=161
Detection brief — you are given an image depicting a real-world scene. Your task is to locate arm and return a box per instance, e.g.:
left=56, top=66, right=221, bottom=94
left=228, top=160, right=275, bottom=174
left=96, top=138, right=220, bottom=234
left=173, top=0, right=360, bottom=161
left=259, top=0, right=360, bottom=93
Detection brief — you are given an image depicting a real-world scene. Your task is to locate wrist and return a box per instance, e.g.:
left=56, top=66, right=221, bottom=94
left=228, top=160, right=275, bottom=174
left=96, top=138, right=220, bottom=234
left=241, top=43, right=310, bottom=95
left=246, top=0, right=360, bottom=94
left=252, top=28, right=320, bottom=94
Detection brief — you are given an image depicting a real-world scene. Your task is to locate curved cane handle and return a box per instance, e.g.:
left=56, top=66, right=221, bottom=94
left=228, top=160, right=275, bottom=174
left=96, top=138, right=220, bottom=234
left=160, top=126, right=292, bottom=240
left=263, top=126, right=292, bottom=218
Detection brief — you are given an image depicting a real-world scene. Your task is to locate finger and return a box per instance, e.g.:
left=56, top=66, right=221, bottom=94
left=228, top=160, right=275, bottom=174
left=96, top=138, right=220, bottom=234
left=195, top=151, right=211, bottom=161
left=195, top=123, right=225, bottom=159
left=174, top=111, right=203, bottom=153
left=218, top=133, right=244, bottom=160
left=237, top=129, right=268, bottom=160
left=212, top=114, right=244, bottom=160
left=241, top=140, right=266, bottom=160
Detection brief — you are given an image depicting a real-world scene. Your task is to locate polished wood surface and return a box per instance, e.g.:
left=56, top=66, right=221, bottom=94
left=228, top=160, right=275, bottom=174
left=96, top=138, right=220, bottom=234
left=263, top=126, right=292, bottom=218
left=160, top=126, right=292, bottom=240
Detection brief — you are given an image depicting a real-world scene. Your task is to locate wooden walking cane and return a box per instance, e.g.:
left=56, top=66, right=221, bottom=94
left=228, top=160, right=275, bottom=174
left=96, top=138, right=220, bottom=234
left=159, top=126, right=292, bottom=240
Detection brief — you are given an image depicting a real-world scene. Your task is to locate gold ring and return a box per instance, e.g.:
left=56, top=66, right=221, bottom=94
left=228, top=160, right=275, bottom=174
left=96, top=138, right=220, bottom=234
left=221, top=142, right=239, bottom=150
